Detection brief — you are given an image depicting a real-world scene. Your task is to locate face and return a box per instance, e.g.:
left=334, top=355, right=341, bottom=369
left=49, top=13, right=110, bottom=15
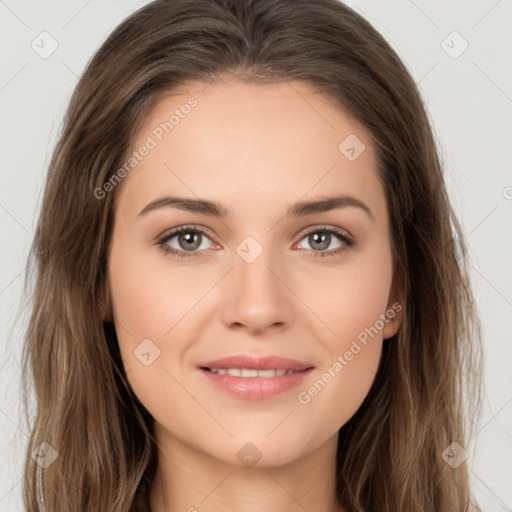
left=105, top=78, right=403, bottom=468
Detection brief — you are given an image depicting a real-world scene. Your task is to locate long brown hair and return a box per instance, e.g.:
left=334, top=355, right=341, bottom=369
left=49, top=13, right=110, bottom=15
left=21, top=0, right=484, bottom=510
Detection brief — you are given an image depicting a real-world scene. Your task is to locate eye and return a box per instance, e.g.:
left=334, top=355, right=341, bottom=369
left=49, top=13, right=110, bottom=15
left=295, top=226, right=355, bottom=258
left=157, top=225, right=216, bottom=259
left=157, top=224, right=355, bottom=259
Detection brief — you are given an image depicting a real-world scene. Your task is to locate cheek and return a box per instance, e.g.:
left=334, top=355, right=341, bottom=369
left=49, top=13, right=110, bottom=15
left=298, top=339, right=382, bottom=442
left=108, top=237, right=220, bottom=410
left=312, top=246, right=393, bottom=347
left=108, top=238, right=177, bottom=383
left=296, top=262, right=390, bottom=430
left=300, top=247, right=391, bottom=415
left=108, top=239, right=202, bottom=339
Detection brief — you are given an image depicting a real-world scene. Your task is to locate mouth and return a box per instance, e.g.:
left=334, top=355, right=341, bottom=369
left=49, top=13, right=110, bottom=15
left=200, top=367, right=309, bottom=377
left=197, top=355, right=315, bottom=400
left=198, top=354, right=314, bottom=372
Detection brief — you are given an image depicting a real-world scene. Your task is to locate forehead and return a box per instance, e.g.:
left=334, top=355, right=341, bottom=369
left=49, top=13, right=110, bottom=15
left=116, top=79, right=386, bottom=223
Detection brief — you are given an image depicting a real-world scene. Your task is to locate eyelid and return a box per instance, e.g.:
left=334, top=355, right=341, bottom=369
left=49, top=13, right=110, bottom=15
left=294, top=223, right=353, bottom=240
left=156, top=224, right=216, bottom=244
left=293, top=224, right=355, bottom=254
left=156, top=223, right=355, bottom=258
left=156, top=224, right=352, bottom=244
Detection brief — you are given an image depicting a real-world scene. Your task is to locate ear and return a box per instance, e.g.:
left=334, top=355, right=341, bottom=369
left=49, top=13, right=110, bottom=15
left=97, top=278, right=113, bottom=322
left=382, top=273, right=405, bottom=340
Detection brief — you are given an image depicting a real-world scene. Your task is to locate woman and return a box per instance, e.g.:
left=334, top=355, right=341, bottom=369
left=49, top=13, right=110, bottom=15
left=21, top=0, right=484, bottom=510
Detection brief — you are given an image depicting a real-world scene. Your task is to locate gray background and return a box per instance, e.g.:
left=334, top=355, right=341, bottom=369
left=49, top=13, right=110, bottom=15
left=1, top=0, right=511, bottom=510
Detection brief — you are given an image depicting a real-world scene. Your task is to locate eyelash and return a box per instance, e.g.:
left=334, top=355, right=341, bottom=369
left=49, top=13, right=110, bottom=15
left=156, top=224, right=355, bottom=260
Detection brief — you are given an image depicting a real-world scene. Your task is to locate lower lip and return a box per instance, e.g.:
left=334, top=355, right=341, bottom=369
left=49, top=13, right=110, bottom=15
left=199, top=368, right=314, bottom=400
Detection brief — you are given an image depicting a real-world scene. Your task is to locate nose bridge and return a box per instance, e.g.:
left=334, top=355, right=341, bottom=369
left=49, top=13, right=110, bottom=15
left=220, top=234, right=294, bottom=332
left=236, top=239, right=278, bottom=292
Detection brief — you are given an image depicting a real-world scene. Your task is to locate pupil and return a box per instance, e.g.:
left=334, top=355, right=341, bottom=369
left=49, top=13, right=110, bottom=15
left=311, top=232, right=329, bottom=250
left=180, top=232, right=200, bottom=250
left=176, top=231, right=331, bottom=252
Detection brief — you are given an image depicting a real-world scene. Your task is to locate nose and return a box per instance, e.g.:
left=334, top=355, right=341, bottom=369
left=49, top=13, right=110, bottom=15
left=221, top=247, right=295, bottom=334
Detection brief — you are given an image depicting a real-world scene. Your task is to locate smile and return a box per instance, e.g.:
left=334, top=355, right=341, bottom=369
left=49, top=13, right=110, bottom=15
left=199, top=367, right=313, bottom=399
left=205, top=368, right=305, bottom=377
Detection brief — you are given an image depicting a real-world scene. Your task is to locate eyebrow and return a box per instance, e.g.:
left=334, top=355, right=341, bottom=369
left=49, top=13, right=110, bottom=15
left=138, top=193, right=374, bottom=221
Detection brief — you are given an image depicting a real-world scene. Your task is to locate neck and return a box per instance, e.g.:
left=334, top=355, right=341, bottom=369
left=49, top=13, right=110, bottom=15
left=149, top=426, right=344, bottom=512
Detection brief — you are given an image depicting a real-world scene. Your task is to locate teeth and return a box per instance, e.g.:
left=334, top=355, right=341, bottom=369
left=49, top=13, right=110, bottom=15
left=208, top=368, right=299, bottom=377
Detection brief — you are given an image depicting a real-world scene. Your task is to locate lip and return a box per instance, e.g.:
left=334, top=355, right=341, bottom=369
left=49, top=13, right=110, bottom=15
left=199, top=355, right=314, bottom=371
left=198, top=355, right=315, bottom=400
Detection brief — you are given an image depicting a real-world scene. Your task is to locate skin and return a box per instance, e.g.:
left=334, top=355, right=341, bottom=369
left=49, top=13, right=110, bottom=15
left=104, top=78, right=404, bottom=512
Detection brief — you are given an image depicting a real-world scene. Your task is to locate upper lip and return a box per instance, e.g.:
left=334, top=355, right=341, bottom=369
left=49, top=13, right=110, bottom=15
left=199, top=355, right=314, bottom=371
